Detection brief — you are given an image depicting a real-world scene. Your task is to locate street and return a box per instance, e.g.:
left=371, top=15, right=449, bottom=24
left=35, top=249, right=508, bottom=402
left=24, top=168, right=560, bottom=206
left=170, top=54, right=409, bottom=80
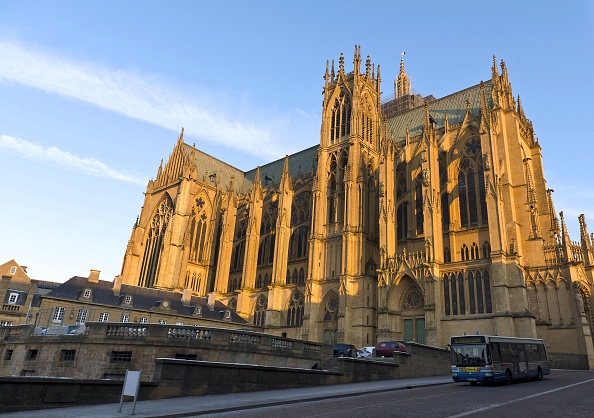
left=198, top=370, right=594, bottom=418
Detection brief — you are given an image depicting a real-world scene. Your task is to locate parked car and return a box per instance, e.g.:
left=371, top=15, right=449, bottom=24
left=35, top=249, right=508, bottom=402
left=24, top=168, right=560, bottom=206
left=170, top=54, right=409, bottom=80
left=374, top=340, right=407, bottom=357
left=333, top=343, right=357, bottom=357
left=357, top=348, right=372, bottom=358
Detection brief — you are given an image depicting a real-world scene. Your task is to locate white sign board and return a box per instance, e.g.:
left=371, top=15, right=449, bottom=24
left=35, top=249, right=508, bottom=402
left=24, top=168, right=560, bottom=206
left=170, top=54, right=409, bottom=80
left=119, top=369, right=142, bottom=414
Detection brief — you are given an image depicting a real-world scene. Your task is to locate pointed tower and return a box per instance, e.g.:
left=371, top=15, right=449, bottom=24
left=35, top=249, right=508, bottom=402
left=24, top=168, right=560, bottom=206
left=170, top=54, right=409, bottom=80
left=305, top=45, right=382, bottom=347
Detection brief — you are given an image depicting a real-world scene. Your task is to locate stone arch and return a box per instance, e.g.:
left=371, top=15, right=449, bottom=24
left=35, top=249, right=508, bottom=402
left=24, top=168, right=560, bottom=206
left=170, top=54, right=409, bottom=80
left=138, top=194, right=174, bottom=288
left=320, top=290, right=339, bottom=344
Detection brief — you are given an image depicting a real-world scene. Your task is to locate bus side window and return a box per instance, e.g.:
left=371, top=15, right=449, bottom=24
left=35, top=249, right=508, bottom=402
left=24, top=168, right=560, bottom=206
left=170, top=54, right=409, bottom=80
left=490, top=342, right=500, bottom=363
left=537, top=344, right=547, bottom=361
left=526, top=344, right=536, bottom=362
left=499, top=343, right=512, bottom=363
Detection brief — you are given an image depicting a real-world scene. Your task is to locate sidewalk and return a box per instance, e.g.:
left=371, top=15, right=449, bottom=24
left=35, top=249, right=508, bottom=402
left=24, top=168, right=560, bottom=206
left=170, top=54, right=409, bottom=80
left=2, top=375, right=452, bottom=417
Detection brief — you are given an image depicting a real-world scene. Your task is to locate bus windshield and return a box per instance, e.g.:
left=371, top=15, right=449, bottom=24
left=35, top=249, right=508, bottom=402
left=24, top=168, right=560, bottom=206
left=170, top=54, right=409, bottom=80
left=450, top=344, right=490, bottom=366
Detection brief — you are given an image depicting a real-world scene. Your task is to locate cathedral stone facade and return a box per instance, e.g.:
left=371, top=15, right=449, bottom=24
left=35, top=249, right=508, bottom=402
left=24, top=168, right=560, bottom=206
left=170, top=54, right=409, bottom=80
left=119, top=47, right=594, bottom=366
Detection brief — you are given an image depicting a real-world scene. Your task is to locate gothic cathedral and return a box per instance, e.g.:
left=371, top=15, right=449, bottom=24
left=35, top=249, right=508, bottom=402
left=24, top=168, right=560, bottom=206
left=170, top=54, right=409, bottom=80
left=119, top=47, right=594, bottom=366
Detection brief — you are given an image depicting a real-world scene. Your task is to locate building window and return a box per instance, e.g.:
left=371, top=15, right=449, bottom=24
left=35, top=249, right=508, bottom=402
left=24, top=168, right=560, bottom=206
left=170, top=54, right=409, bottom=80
left=224, top=310, right=231, bottom=319
left=124, top=295, right=132, bottom=305
left=195, top=306, right=202, bottom=315
left=9, top=266, right=16, bottom=275
left=3, top=349, right=13, bottom=361
left=444, top=270, right=492, bottom=316
left=52, top=307, right=65, bottom=323
left=286, top=290, right=305, bottom=326
left=26, top=349, right=38, bottom=361
left=111, top=351, right=132, bottom=363
left=98, top=312, right=109, bottom=322
left=120, top=315, right=130, bottom=323
left=139, top=317, right=148, bottom=323
left=60, top=350, right=76, bottom=361
left=253, top=295, right=267, bottom=326
left=397, top=202, right=408, bottom=241
left=158, top=319, right=166, bottom=325
left=76, top=309, right=88, bottom=325
left=83, top=289, right=92, bottom=299
left=7, top=293, right=18, bottom=304
left=0, top=321, right=13, bottom=326
left=138, top=197, right=174, bottom=288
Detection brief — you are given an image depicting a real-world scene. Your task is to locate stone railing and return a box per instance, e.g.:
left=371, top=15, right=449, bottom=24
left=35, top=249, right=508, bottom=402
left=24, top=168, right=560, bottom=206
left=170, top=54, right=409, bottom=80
left=105, top=324, right=149, bottom=337
left=167, top=326, right=212, bottom=340
left=272, top=338, right=294, bottom=349
left=229, top=331, right=261, bottom=344
left=1, top=304, right=20, bottom=312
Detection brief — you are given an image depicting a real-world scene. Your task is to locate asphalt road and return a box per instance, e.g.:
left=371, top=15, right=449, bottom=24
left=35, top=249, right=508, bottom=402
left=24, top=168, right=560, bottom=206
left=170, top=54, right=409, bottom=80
left=198, top=370, right=594, bottom=418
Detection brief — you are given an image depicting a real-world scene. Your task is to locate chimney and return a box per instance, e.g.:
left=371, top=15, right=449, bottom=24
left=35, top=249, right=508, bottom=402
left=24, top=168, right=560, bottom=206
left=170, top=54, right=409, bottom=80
left=88, top=269, right=101, bottom=283
left=112, top=275, right=122, bottom=296
left=182, top=288, right=192, bottom=307
left=20, top=266, right=27, bottom=273
left=207, top=292, right=217, bottom=310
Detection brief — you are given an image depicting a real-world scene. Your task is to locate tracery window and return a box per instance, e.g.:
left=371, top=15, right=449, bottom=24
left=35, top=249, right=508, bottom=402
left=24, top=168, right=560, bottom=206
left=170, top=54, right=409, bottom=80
left=461, top=244, right=469, bottom=261
left=396, top=163, right=407, bottom=200
left=286, top=290, right=305, bottom=326
left=291, top=192, right=311, bottom=226
left=471, top=242, right=480, bottom=260
left=401, top=286, right=424, bottom=310
left=184, top=271, right=200, bottom=292
left=443, top=269, right=492, bottom=316
left=482, top=241, right=491, bottom=259
left=330, top=92, right=351, bottom=144
left=188, top=197, right=208, bottom=263
left=288, top=226, right=309, bottom=261
left=139, top=197, right=174, bottom=288
left=253, top=295, right=267, bottom=326
left=458, top=137, right=488, bottom=228
left=230, top=241, right=245, bottom=272
left=439, top=152, right=450, bottom=229
left=397, top=202, right=408, bottom=241
left=415, top=177, right=424, bottom=235
left=444, top=247, right=451, bottom=263
left=323, top=293, right=339, bottom=322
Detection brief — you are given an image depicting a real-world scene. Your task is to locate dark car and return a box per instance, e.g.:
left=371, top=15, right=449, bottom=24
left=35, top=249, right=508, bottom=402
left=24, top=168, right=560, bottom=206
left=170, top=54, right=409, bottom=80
left=374, top=340, right=407, bottom=357
left=333, top=343, right=357, bottom=357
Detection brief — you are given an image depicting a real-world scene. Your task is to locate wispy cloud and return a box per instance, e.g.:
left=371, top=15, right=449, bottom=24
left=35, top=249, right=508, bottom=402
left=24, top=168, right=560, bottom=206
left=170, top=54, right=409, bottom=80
left=0, top=40, right=313, bottom=160
left=0, top=134, right=147, bottom=185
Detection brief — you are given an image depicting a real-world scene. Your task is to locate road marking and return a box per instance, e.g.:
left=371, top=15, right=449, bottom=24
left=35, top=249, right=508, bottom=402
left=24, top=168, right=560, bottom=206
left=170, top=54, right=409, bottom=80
left=446, top=378, right=594, bottom=417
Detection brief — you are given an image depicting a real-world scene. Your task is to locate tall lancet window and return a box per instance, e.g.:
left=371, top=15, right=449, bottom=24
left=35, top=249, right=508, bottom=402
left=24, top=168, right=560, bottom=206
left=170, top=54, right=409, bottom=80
left=188, top=197, right=208, bottom=263
left=139, top=197, right=174, bottom=288
left=415, top=176, right=424, bottom=235
left=458, top=136, right=487, bottom=228
left=330, top=92, right=352, bottom=144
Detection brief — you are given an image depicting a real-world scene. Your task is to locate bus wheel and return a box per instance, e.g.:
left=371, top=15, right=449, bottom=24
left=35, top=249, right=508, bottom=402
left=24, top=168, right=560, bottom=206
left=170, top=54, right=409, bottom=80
left=537, top=367, right=544, bottom=380
left=505, top=370, right=513, bottom=385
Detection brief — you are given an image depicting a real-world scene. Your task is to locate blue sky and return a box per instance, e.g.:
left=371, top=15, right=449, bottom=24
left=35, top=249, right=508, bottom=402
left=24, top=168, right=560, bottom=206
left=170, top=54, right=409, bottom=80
left=1, top=1, right=593, bottom=283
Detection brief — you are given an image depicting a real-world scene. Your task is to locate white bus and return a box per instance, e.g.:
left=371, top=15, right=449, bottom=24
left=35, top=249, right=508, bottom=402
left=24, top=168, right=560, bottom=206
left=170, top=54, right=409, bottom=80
left=449, top=335, right=551, bottom=385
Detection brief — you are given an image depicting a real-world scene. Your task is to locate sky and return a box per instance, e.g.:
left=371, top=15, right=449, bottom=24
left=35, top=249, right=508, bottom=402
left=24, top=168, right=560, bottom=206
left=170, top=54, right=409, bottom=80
left=0, top=1, right=593, bottom=283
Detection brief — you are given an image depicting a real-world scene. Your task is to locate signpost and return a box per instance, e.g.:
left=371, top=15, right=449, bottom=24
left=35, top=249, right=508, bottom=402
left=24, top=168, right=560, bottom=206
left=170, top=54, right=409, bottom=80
left=118, top=369, right=142, bottom=414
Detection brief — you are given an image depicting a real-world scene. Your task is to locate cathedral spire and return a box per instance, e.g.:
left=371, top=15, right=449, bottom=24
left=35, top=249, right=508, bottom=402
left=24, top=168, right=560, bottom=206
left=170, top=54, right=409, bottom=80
left=395, top=51, right=411, bottom=98
left=339, top=52, right=345, bottom=75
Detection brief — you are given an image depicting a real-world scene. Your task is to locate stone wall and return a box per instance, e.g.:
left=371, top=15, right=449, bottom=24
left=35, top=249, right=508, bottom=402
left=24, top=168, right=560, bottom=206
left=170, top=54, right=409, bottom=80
left=0, top=340, right=452, bottom=413
left=0, top=323, right=327, bottom=380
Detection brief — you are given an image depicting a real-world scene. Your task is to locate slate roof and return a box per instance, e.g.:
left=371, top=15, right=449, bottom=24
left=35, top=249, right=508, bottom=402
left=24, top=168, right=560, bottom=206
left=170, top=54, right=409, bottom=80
left=45, top=276, right=248, bottom=324
left=185, top=143, right=318, bottom=195
left=385, top=81, right=493, bottom=143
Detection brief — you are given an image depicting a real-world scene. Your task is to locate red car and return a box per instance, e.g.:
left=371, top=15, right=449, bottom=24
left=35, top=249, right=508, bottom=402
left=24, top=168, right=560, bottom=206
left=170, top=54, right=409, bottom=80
left=374, top=341, right=407, bottom=357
